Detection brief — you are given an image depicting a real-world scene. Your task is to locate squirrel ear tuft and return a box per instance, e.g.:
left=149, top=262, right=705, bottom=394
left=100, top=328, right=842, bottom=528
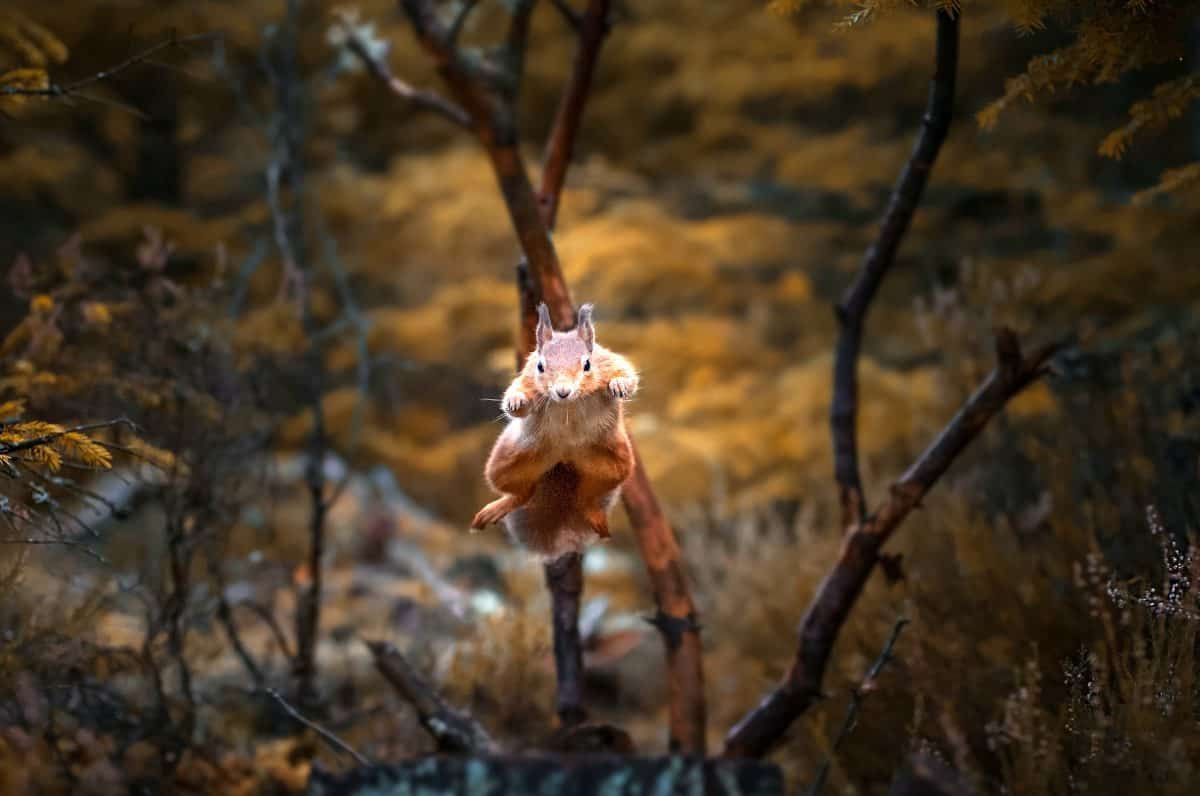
left=576, top=303, right=595, bottom=352
left=536, top=302, right=554, bottom=350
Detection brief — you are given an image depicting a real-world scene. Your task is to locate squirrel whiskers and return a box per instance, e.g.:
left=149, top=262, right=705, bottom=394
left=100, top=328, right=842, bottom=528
left=471, top=302, right=638, bottom=559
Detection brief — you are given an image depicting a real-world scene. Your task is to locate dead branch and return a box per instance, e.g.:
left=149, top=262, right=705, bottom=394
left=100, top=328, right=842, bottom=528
left=339, top=21, right=470, bottom=128
left=722, top=6, right=960, bottom=759
left=264, top=687, right=371, bottom=766
left=398, top=0, right=574, bottom=326
left=538, top=0, right=611, bottom=230
left=621, top=447, right=707, bottom=753
left=809, top=617, right=909, bottom=795
left=831, top=8, right=959, bottom=530
left=262, top=0, right=327, bottom=712
left=366, top=640, right=497, bottom=754
left=723, top=331, right=1059, bottom=758
left=396, top=0, right=706, bottom=751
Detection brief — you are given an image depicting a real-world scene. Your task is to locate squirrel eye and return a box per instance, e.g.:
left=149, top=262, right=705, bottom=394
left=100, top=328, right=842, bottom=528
left=537, top=360, right=545, bottom=373
left=583, top=359, right=591, bottom=372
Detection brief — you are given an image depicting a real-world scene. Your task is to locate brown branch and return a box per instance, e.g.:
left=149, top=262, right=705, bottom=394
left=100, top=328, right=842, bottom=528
left=399, top=0, right=574, bottom=326
left=723, top=331, right=1059, bottom=758
left=831, top=8, right=959, bottom=531
left=621, top=449, right=707, bottom=753
left=366, top=640, right=497, bottom=754
left=538, top=0, right=611, bottom=230
left=397, top=0, right=705, bottom=751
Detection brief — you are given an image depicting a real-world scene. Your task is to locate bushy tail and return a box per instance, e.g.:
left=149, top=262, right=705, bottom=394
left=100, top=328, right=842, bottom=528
left=503, top=463, right=599, bottom=559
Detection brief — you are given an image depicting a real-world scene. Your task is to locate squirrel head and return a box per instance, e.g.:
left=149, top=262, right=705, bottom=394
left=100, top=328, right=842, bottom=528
left=532, top=302, right=598, bottom=402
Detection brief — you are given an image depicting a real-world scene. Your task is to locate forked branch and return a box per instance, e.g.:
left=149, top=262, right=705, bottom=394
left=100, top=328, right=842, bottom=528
left=724, top=331, right=1059, bottom=758
left=395, top=0, right=706, bottom=752
left=831, top=8, right=959, bottom=530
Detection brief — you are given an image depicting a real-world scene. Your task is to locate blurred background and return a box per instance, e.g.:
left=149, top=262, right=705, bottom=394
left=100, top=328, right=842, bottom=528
left=1, top=1, right=1199, bottom=793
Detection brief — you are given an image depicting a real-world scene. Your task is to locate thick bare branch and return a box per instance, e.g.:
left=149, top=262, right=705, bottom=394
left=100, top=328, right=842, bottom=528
left=545, top=552, right=587, bottom=726
left=723, top=332, right=1059, bottom=758
left=398, top=0, right=705, bottom=751
left=621, top=447, right=707, bottom=753
left=366, top=640, right=497, bottom=754
left=831, top=8, right=959, bottom=530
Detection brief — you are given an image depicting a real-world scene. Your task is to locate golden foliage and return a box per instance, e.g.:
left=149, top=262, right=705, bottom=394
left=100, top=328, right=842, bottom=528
left=0, top=10, right=67, bottom=68
left=1133, top=161, right=1200, bottom=205
left=0, top=419, right=113, bottom=472
left=1100, top=76, right=1200, bottom=159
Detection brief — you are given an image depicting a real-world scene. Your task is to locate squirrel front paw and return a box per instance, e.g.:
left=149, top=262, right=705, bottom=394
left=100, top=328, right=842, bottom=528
left=502, top=391, right=531, bottom=417
left=607, top=377, right=637, bottom=400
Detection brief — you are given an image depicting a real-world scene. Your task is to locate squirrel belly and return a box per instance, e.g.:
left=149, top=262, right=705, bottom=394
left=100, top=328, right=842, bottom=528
left=490, top=395, right=634, bottom=559
left=501, top=460, right=623, bottom=561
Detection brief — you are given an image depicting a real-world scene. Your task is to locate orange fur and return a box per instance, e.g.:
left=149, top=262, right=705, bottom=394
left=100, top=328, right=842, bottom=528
left=471, top=304, right=638, bottom=559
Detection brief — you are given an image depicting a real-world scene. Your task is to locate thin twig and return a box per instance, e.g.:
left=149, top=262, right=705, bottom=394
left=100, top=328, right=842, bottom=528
left=235, top=600, right=296, bottom=661
left=1, top=32, right=220, bottom=100
left=264, top=688, right=371, bottom=766
left=831, top=7, right=959, bottom=531
left=342, top=30, right=470, bottom=128
left=366, top=640, right=497, bottom=754
left=809, top=617, right=909, bottom=796
left=0, top=536, right=107, bottom=564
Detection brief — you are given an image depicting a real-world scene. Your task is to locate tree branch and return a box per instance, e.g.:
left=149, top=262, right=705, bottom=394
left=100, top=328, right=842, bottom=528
left=341, top=26, right=471, bottom=128
left=397, top=0, right=705, bottom=751
left=544, top=552, right=588, bottom=726
left=538, top=0, right=611, bottom=230
left=366, top=640, right=497, bottom=754
left=723, top=331, right=1059, bottom=758
left=831, top=7, right=959, bottom=530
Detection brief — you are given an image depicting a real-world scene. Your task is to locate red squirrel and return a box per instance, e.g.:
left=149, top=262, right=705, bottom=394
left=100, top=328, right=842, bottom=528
left=471, top=302, right=639, bottom=559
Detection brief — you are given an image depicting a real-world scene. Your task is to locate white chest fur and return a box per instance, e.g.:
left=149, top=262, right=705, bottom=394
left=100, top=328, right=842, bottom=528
left=520, top=392, right=619, bottom=458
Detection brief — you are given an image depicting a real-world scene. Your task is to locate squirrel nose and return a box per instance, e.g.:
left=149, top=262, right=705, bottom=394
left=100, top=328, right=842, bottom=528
left=555, top=387, right=571, bottom=399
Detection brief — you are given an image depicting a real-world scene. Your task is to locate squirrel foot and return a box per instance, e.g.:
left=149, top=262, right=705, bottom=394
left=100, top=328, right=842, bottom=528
left=607, top=377, right=636, bottom=399
left=502, top=391, right=531, bottom=417
left=471, top=496, right=519, bottom=530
